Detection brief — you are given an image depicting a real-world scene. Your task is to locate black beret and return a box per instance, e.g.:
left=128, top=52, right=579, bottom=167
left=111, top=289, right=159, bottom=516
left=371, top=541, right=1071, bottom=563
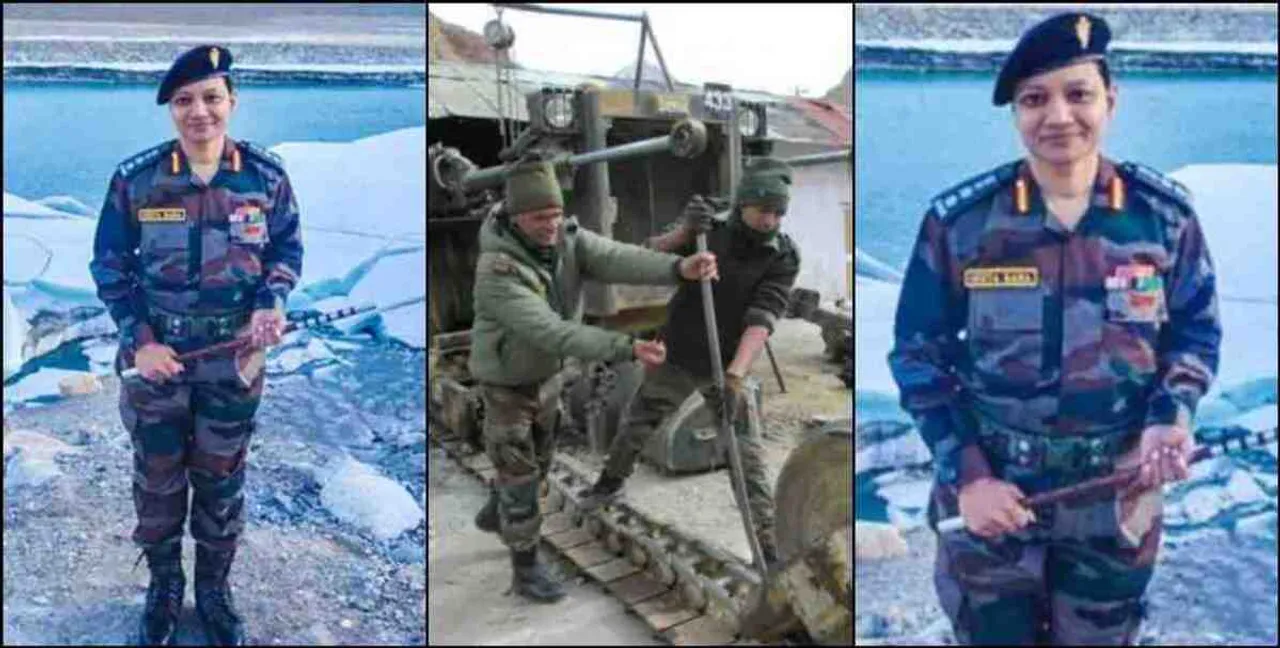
left=156, top=45, right=233, bottom=105
left=993, top=12, right=1111, bottom=106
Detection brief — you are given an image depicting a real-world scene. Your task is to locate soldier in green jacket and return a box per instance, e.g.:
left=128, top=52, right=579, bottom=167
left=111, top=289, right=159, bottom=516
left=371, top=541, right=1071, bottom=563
left=468, top=160, right=718, bottom=603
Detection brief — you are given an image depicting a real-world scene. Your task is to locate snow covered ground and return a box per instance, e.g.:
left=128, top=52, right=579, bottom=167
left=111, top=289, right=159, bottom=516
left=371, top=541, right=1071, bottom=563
left=854, top=163, right=1278, bottom=644
left=3, top=126, right=426, bottom=400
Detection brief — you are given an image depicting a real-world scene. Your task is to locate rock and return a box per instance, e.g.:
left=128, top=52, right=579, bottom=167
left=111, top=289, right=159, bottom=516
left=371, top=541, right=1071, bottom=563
left=6, top=453, right=63, bottom=489
left=57, top=372, right=101, bottom=397
left=855, top=520, right=908, bottom=561
left=3, top=429, right=82, bottom=463
left=320, top=458, right=425, bottom=541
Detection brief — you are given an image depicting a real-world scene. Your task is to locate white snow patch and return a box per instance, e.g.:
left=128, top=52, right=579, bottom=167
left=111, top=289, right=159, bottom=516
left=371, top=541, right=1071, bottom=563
left=320, top=457, right=424, bottom=541
left=3, top=369, right=85, bottom=404
left=3, top=286, right=29, bottom=380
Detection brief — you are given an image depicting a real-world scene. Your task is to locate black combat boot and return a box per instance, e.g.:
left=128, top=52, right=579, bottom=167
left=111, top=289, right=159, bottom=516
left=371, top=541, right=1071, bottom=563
left=576, top=472, right=624, bottom=512
left=135, top=542, right=185, bottom=646
left=510, top=548, right=566, bottom=603
left=475, top=482, right=500, bottom=533
left=194, top=544, right=246, bottom=646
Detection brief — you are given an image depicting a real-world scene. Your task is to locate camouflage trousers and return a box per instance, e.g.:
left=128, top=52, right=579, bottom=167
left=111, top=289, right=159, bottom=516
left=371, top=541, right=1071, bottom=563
left=478, top=380, right=564, bottom=552
left=602, top=361, right=777, bottom=556
left=118, top=339, right=266, bottom=553
left=927, top=440, right=1163, bottom=645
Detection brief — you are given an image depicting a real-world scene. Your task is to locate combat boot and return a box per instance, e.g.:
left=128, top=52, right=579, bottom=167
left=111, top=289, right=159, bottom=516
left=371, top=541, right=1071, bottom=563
left=475, top=482, right=500, bottom=533
left=510, top=548, right=566, bottom=603
left=194, top=544, right=246, bottom=646
left=135, top=542, right=185, bottom=646
left=576, top=472, right=624, bottom=512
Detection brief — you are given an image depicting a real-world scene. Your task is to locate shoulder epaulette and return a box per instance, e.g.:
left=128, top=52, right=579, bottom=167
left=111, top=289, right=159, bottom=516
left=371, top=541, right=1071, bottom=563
left=116, top=141, right=173, bottom=179
left=929, top=160, right=1021, bottom=222
left=1118, top=162, right=1193, bottom=213
left=239, top=141, right=287, bottom=173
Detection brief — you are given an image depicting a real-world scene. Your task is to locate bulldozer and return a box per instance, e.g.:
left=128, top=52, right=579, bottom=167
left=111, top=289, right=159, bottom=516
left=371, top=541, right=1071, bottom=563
left=428, top=4, right=850, bottom=643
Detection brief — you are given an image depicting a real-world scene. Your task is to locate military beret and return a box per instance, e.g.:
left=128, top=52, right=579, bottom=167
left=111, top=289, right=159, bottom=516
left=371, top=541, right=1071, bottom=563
left=157, top=45, right=233, bottom=105
left=505, top=161, right=564, bottom=216
left=993, top=12, right=1111, bottom=106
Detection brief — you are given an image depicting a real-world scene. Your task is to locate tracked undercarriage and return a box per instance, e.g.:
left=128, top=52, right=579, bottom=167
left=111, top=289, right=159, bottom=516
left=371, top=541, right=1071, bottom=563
left=430, top=351, right=852, bottom=645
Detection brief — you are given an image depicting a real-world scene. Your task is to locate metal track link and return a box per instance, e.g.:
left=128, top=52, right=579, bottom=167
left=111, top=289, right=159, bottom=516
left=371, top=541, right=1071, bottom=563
left=431, top=425, right=765, bottom=645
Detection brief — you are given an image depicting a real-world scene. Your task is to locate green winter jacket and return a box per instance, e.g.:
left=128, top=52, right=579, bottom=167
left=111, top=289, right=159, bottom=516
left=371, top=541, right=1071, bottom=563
left=469, top=214, right=683, bottom=386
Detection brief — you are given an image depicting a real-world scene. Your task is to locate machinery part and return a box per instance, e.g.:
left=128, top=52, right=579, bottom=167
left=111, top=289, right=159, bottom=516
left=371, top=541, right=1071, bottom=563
left=764, top=339, right=787, bottom=393
left=669, top=119, right=708, bottom=159
left=429, top=370, right=850, bottom=645
left=787, top=287, right=851, bottom=366
left=449, top=118, right=710, bottom=197
left=774, top=426, right=852, bottom=562
left=738, top=425, right=853, bottom=644
left=695, top=227, right=768, bottom=577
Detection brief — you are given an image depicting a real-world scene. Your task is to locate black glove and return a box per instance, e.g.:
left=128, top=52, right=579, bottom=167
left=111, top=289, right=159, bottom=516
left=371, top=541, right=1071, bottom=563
left=682, top=194, right=716, bottom=233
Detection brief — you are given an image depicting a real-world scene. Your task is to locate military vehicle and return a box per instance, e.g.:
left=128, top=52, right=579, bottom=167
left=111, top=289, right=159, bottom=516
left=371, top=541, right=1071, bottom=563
left=429, top=5, right=850, bottom=643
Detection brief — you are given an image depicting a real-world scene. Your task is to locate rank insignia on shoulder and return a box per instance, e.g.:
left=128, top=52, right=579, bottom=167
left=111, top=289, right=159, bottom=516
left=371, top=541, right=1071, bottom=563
left=964, top=266, right=1040, bottom=289
left=137, top=208, right=187, bottom=223
left=930, top=160, right=1020, bottom=221
left=1118, top=162, right=1193, bottom=211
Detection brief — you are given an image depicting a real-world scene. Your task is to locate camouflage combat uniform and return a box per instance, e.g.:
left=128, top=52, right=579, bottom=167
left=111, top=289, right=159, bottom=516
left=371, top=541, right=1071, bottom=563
left=888, top=156, right=1221, bottom=644
left=90, top=137, right=303, bottom=554
left=601, top=209, right=801, bottom=560
left=469, top=212, right=685, bottom=555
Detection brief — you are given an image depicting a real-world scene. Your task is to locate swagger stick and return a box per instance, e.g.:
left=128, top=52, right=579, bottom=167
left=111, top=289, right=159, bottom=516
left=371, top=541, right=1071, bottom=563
left=937, top=426, right=1279, bottom=534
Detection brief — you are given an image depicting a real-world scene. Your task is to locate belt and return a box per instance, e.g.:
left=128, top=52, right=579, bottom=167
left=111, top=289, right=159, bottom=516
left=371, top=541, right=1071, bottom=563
left=150, top=308, right=251, bottom=341
left=976, top=418, right=1138, bottom=475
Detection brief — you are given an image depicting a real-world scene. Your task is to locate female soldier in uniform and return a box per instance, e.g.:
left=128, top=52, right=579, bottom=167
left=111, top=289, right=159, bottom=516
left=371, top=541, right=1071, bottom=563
left=90, top=45, right=303, bottom=645
left=888, top=13, right=1221, bottom=645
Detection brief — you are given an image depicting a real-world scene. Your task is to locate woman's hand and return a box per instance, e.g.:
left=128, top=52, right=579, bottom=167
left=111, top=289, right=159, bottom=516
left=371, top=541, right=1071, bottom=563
left=134, top=343, right=184, bottom=382
left=1118, top=424, right=1194, bottom=493
left=249, top=307, right=286, bottom=348
left=958, top=477, right=1036, bottom=538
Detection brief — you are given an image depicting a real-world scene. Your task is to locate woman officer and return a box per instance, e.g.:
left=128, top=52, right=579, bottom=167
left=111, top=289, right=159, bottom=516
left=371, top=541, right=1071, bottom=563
left=90, top=44, right=303, bottom=646
left=887, top=12, right=1222, bottom=645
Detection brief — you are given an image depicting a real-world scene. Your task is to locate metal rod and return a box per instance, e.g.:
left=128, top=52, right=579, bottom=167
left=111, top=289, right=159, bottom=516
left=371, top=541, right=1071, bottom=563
left=782, top=149, right=852, bottom=168
left=493, top=2, right=644, bottom=23
left=644, top=14, right=676, bottom=92
left=697, top=229, right=768, bottom=577
left=764, top=339, right=786, bottom=393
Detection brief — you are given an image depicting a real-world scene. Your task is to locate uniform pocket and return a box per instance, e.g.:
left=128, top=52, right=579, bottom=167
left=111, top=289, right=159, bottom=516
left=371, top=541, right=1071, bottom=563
left=139, top=223, right=190, bottom=285
left=968, top=289, right=1045, bottom=384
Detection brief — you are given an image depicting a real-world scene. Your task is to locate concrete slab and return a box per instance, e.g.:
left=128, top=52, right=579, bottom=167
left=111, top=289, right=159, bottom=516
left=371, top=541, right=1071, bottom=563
left=429, top=446, right=662, bottom=645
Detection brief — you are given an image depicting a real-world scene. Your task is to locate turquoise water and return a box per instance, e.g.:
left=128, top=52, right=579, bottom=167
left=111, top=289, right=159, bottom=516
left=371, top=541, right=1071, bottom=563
left=855, top=70, right=1279, bottom=270
left=2, top=83, right=426, bottom=210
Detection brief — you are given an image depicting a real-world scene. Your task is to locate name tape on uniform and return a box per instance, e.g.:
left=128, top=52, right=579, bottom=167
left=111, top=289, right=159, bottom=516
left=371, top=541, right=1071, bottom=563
left=964, top=266, right=1040, bottom=289
left=137, top=208, right=187, bottom=223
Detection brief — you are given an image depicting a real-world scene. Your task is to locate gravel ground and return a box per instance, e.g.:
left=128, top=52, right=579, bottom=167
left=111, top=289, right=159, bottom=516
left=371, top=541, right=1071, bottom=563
left=3, top=340, right=427, bottom=646
left=855, top=517, right=1279, bottom=646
